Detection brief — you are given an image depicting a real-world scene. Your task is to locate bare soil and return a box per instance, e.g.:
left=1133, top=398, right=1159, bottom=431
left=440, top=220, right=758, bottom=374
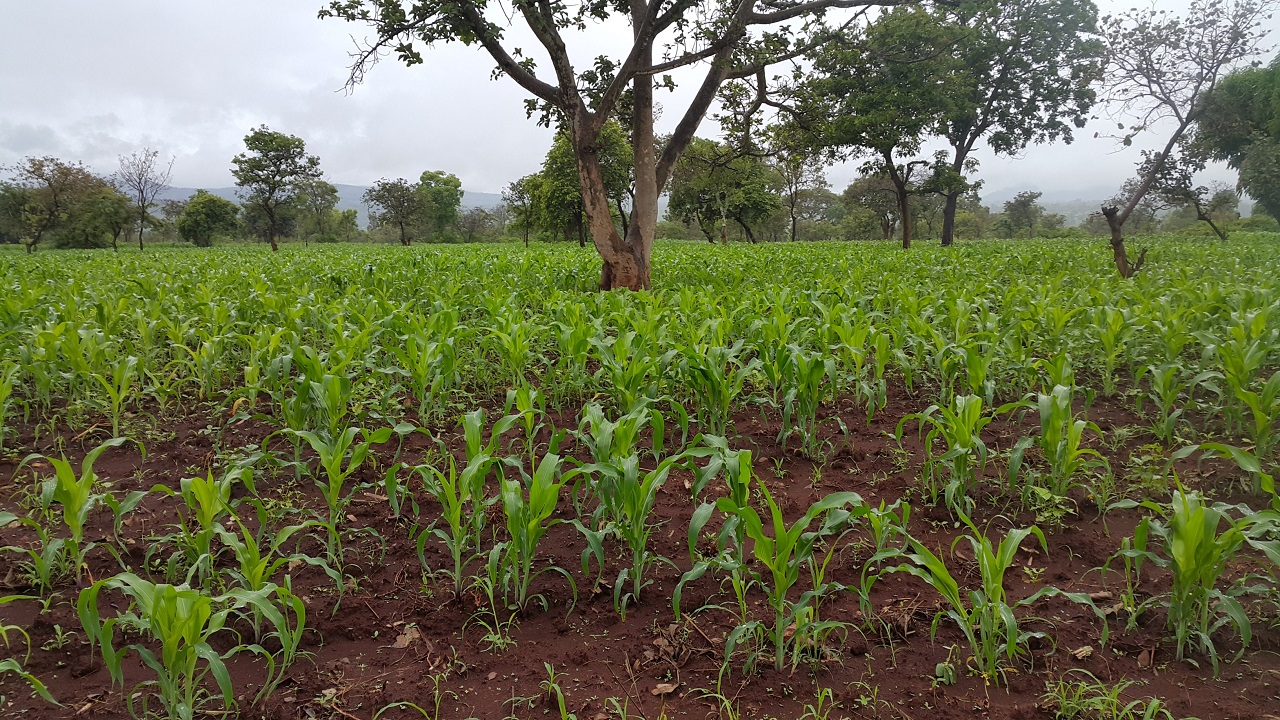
left=2, top=382, right=1278, bottom=720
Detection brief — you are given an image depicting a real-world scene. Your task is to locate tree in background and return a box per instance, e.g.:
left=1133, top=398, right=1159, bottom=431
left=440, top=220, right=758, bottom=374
left=177, top=190, right=240, bottom=247
left=158, top=198, right=188, bottom=242
left=364, top=177, right=426, bottom=245
left=71, top=186, right=134, bottom=251
left=324, top=0, right=901, bottom=289
left=667, top=137, right=781, bottom=244
left=418, top=170, right=462, bottom=241
left=115, top=148, right=174, bottom=251
left=841, top=175, right=902, bottom=241
left=528, top=124, right=633, bottom=245
left=0, top=184, right=29, bottom=245
left=1098, top=0, right=1274, bottom=276
left=928, top=0, right=1102, bottom=246
left=768, top=128, right=829, bottom=243
left=796, top=7, right=956, bottom=249
left=1003, top=191, right=1046, bottom=239
left=458, top=207, right=497, bottom=242
left=503, top=177, right=535, bottom=246
left=297, top=178, right=341, bottom=245
left=1196, top=57, right=1280, bottom=222
left=231, top=126, right=322, bottom=251
left=4, top=156, right=104, bottom=253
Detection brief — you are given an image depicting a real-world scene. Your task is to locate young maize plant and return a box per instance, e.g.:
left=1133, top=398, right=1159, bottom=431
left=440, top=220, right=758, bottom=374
left=0, top=361, right=18, bottom=456
left=412, top=410, right=500, bottom=597
left=1134, top=363, right=1219, bottom=446
left=289, top=426, right=394, bottom=575
left=77, top=572, right=302, bottom=720
left=1030, top=384, right=1109, bottom=498
left=89, top=355, right=138, bottom=439
left=897, top=394, right=1022, bottom=516
left=778, top=346, right=842, bottom=461
left=679, top=341, right=760, bottom=437
left=575, top=452, right=683, bottom=620
left=888, top=517, right=1086, bottom=686
left=494, top=452, right=579, bottom=614
left=678, top=479, right=867, bottom=674
left=1109, top=486, right=1280, bottom=674
left=21, top=437, right=131, bottom=583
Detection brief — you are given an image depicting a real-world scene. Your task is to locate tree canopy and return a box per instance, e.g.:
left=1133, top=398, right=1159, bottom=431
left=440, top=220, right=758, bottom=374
left=231, top=126, right=323, bottom=251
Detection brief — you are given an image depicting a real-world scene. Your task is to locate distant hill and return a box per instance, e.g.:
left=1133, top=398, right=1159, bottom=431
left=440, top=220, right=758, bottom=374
left=159, top=185, right=505, bottom=228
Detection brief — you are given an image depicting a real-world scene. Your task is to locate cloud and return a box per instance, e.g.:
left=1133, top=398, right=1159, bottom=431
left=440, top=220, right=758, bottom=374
left=1, top=0, right=1274, bottom=202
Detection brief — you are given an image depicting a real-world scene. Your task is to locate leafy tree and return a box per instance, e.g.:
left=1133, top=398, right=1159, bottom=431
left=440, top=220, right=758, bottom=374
left=1098, top=0, right=1274, bottom=276
left=177, top=190, right=240, bottom=247
left=4, top=156, right=103, bottom=253
left=503, top=176, right=536, bottom=246
left=364, top=177, right=425, bottom=245
left=297, top=178, right=341, bottom=244
left=323, top=0, right=900, bottom=290
left=231, top=126, right=322, bottom=251
left=797, top=6, right=957, bottom=248
left=0, top=183, right=29, bottom=245
left=929, top=0, right=1102, bottom=246
left=1003, top=191, right=1045, bottom=239
left=667, top=137, right=781, bottom=243
left=841, top=174, right=902, bottom=241
left=767, top=128, right=829, bottom=243
left=1196, top=57, right=1280, bottom=221
left=70, top=186, right=134, bottom=251
left=418, top=170, right=462, bottom=241
left=115, top=148, right=174, bottom=250
left=458, top=207, right=498, bottom=242
left=529, top=124, right=633, bottom=245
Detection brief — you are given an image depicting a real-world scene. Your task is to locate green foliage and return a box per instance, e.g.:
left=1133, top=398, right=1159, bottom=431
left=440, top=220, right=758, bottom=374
left=418, top=170, right=463, bottom=240
left=888, top=517, right=1088, bottom=685
left=231, top=126, right=322, bottom=246
left=1109, top=486, right=1280, bottom=674
left=176, top=190, right=239, bottom=247
left=667, top=138, right=781, bottom=243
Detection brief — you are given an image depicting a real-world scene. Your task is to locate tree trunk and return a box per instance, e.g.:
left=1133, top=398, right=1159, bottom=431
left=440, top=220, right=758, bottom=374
left=940, top=192, right=959, bottom=246
left=789, top=204, right=798, bottom=243
left=735, top=217, right=758, bottom=243
left=138, top=217, right=146, bottom=251
left=1198, top=209, right=1229, bottom=242
left=1103, top=206, right=1146, bottom=278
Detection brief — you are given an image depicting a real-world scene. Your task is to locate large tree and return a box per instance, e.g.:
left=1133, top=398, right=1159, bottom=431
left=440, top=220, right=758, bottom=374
left=177, top=190, right=240, bottom=247
left=1195, top=57, right=1280, bottom=222
left=323, top=0, right=898, bottom=289
left=667, top=137, right=781, bottom=243
left=794, top=6, right=958, bottom=248
left=4, top=156, right=104, bottom=253
left=364, top=177, right=426, bottom=245
left=418, top=170, right=463, bottom=241
left=1099, top=0, right=1274, bottom=277
left=929, top=0, right=1102, bottom=246
left=231, top=126, right=322, bottom=251
left=115, top=148, right=174, bottom=251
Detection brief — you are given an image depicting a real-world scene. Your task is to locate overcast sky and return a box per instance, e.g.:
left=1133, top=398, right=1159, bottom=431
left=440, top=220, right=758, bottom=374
left=2, top=1, right=1275, bottom=202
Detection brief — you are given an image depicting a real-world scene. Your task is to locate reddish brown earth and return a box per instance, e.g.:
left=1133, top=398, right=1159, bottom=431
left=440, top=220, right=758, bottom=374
left=1, top=383, right=1278, bottom=720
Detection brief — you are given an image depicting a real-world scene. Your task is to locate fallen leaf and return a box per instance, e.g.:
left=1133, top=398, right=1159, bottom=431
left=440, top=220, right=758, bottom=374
left=390, top=626, right=420, bottom=649
left=650, top=683, right=678, bottom=696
